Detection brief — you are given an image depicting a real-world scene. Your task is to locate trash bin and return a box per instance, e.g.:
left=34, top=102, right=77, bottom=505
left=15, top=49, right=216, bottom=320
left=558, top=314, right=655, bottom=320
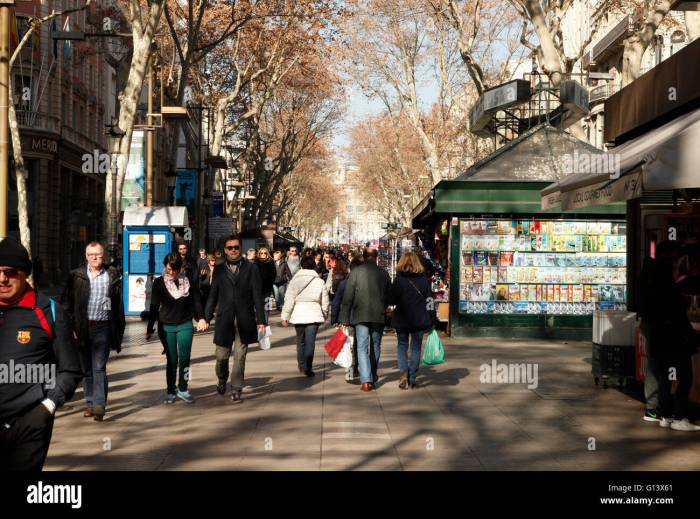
left=592, top=310, right=636, bottom=388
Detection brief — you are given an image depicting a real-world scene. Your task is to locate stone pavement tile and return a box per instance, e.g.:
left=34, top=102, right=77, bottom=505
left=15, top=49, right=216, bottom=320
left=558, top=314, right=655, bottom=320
left=321, top=453, right=402, bottom=471
left=237, top=454, right=322, bottom=471
left=398, top=450, right=484, bottom=471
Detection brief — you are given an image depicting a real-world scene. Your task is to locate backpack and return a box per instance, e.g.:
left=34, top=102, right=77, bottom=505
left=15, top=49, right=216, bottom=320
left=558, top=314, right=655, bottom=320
left=33, top=297, right=57, bottom=340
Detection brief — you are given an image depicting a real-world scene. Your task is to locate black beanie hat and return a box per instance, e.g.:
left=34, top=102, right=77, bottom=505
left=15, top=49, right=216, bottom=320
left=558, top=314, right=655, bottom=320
left=0, top=237, right=32, bottom=275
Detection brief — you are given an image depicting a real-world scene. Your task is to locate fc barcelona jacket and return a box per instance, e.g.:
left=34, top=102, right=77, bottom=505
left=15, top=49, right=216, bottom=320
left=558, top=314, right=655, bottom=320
left=0, top=288, right=82, bottom=421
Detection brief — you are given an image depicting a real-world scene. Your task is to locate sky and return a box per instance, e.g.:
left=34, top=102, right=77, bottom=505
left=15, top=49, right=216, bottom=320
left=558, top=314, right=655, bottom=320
left=332, top=81, right=441, bottom=159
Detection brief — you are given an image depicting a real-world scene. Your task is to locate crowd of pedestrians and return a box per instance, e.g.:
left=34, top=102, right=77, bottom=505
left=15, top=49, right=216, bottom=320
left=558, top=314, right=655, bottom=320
left=5, top=230, right=698, bottom=471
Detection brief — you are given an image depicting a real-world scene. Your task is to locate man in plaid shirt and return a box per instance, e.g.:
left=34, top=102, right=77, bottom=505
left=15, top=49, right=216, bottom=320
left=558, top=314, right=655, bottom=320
left=61, top=242, right=125, bottom=421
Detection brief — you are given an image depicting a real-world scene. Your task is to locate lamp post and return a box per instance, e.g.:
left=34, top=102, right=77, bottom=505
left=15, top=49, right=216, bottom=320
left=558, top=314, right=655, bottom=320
left=0, top=0, right=14, bottom=238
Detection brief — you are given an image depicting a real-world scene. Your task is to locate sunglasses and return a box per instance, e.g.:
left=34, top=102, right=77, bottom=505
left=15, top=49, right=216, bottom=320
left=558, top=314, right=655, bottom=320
left=225, top=245, right=241, bottom=251
left=0, top=268, right=20, bottom=278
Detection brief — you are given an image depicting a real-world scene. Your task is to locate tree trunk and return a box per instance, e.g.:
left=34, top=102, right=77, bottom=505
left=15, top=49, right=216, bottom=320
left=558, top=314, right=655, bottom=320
left=621, top=36, right=645, bottom=87
left=524, top=0, right=565, bottom=87
left=686, top=10, right=700, bottom=43
left=8, top=102, right=32, bottom=281
left=104, top=1, right=165, bottom=260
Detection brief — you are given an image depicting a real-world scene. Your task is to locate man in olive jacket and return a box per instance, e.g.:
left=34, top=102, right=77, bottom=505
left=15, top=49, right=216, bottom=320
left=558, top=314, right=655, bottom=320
left=205, top=235, right=267, bottom=402
left=339, top=247, right=391, bottom=391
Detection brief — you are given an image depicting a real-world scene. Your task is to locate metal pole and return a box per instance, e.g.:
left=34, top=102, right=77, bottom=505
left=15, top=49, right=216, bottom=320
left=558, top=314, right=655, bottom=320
left=145, top=56, right=153, bottom=207
left=0, top=1, right=13, bottom=239
left=110, top=153, right=118, bottom=265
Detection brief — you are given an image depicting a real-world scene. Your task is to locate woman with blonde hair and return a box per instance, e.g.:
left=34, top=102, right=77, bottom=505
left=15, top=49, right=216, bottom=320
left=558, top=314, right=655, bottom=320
left=389, top=251, right=433, bottom=389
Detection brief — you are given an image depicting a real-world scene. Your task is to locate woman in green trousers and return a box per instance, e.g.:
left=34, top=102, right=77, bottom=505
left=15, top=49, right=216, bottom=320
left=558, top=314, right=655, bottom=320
left=147, top=253, right=208, bottom=403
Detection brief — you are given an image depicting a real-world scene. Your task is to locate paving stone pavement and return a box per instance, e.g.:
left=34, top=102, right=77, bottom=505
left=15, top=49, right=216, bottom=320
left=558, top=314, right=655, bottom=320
left=44, top=313, right=700, bottom=471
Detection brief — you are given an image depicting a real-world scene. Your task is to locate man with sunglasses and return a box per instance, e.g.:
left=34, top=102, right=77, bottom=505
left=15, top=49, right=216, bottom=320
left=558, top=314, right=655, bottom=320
left=61, top=241, right=125, bottom=421
left=205, top=235, right=267, bottom=402
left=0, top=238, right=82, bottom=470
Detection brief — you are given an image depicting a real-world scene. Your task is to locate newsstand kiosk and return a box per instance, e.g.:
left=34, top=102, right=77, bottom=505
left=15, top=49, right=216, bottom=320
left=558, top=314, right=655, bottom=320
left=122, top=206, right=189, bottom=317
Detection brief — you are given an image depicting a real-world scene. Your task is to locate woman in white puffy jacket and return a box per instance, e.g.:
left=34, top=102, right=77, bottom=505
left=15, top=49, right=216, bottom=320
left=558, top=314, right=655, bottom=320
left=281, top=255, right=330, bottom=377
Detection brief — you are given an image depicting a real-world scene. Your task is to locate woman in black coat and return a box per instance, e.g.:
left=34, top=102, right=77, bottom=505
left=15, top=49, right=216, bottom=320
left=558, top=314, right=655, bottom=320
left=389, top=252, right=433, bottom=389
left=256, top=246, right=277, bottom=321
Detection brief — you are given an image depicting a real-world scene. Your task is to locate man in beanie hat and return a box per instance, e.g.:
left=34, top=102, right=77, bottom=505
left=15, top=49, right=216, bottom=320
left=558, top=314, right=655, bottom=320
left=0, top=237, right=82, bottom=470
left=61, top=241, right=125, bottom=422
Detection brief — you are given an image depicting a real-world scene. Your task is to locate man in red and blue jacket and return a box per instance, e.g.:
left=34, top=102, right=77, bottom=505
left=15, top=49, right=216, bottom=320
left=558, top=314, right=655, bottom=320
left=0, top=238, right=82, bottom=470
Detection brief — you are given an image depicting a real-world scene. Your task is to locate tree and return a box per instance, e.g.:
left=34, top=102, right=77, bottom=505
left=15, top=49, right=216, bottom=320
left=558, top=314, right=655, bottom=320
left=102, top=0, right=166, bottom=259
left=426, top=0, right=526, bottom=95
left=8, top=1, right=93, bottom=269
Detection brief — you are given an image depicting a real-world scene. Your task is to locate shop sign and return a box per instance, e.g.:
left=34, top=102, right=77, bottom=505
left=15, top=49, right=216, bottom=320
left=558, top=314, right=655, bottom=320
left=560, top=171, right=642, bottom=210
left=31, top=138, right=58, bottom=154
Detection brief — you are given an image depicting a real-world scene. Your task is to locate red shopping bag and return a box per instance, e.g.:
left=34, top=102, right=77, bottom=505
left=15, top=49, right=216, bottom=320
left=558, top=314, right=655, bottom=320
left=324, top=327, right=348, bottom=359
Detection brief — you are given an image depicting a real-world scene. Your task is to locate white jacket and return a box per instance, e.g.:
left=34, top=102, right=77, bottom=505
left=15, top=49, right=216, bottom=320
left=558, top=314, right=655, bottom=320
left=281, top=269, right=330, bottom=324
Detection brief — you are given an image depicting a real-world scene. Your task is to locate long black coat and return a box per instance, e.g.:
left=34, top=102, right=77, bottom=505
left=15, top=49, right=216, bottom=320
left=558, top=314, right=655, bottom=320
left=60, top=265, right=126, bottom=352
left=204, top=259, right=267, bottom=346
left=256, top=259, right=277, bottom=296
left=389, top=272, right=433, bottom=333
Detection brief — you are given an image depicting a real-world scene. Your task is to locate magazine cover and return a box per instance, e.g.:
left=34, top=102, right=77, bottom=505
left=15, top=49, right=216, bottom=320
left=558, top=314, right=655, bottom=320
left=500, top=251, right=514, bottom=266
left=475, top=251, right=488, bottom=266
left=509, top=284, right=520, bottom=301
left=498, top=267, right=508, bottom=282
left=462, top=250, right=474, bottom=265
left=472, top=266, right=483, bottom=284
left=496, top=284, right=509, bottom=300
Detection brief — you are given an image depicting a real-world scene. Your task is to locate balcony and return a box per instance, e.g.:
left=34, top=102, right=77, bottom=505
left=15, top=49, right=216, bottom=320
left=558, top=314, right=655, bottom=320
left=15, top=109, right=60, bottom=134
left=589, top=83, right=619, bottom=104
left=592, top=15, right=632, bottom=62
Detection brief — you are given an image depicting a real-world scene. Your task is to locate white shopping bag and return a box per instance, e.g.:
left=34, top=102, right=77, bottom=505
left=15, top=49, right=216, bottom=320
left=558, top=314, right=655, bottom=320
left=333, top=334, right=353, bottom=369
left=258, top=325, right=272, bottom=350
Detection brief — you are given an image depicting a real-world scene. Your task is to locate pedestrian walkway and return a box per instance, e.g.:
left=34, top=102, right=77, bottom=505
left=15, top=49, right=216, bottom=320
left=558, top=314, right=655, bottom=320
left=45, top=314, right=700, bottom=471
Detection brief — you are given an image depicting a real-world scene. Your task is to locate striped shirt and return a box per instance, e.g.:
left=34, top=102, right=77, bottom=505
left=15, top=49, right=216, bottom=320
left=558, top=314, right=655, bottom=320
left=87, top=267, right=110, bottom=321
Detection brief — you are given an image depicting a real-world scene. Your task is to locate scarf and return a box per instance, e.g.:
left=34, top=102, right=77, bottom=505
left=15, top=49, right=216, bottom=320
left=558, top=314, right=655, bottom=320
left=162, top=270, right=190, bottom=299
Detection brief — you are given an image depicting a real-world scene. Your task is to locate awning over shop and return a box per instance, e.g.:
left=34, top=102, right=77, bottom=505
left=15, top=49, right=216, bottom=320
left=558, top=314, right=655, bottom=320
left=542, top=107, right=700, bottom=210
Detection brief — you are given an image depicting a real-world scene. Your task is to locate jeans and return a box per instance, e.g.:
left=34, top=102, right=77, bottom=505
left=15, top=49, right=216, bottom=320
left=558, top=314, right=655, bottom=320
left=645, top=357, right=659, bottom=411
left=273, top=284, right=287, bottom=309
left=355, top=323, right=384, bottom=384
left=215, top=334, right=248, bottom=393
left=658, top=354, right=693, bottom=420
left=295, top=324, right=320, bottom=372
left=163, top=321, right=194, bottom=394
left=80, top=322, right=111, bottom=408
left=397, top=331, right=424, bottom=383
left=640, top=321, right=658, bottom=410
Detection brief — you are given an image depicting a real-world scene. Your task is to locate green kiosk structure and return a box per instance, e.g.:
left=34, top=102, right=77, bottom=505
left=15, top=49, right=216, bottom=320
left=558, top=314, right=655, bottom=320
left=412, top=123, right=627, bottom=339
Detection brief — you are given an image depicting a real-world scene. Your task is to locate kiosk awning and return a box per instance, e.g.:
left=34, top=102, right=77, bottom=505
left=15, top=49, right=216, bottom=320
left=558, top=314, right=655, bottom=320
left=542, top=108, right=700, bottom=210
left=123, top=206, right=189, bottom=227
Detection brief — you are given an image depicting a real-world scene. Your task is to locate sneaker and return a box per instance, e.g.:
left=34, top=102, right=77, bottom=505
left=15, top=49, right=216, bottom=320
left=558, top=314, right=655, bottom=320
left=304, top=370, right=315, bottom=377
left=659, top=417, right=673, bottom=428
left=216, top=381, right=226, bottom=396
left=643, top=409, right=660, bottom=422
left=165, top=394, right=176, bottom=404
left=177, top=390, right=195, bottom=404
left=345, top=368, right=353, bottom=382
left=670, top=418, right=700, bottom=432
left=231, top=391, right=243, bottom=403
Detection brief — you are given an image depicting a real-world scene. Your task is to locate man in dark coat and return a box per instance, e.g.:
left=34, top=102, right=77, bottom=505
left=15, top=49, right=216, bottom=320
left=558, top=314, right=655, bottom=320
left=339, top=247, right=391, bottom=392
left=0, top=238, right=82, bottom=470
left=205, top=235, right=267, bottom=402
left=60, top=241, right=125, bottom=421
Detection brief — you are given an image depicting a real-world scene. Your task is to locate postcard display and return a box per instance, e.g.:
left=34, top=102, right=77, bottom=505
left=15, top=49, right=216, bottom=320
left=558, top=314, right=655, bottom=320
left=458, top=219, right=627, bottom=315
